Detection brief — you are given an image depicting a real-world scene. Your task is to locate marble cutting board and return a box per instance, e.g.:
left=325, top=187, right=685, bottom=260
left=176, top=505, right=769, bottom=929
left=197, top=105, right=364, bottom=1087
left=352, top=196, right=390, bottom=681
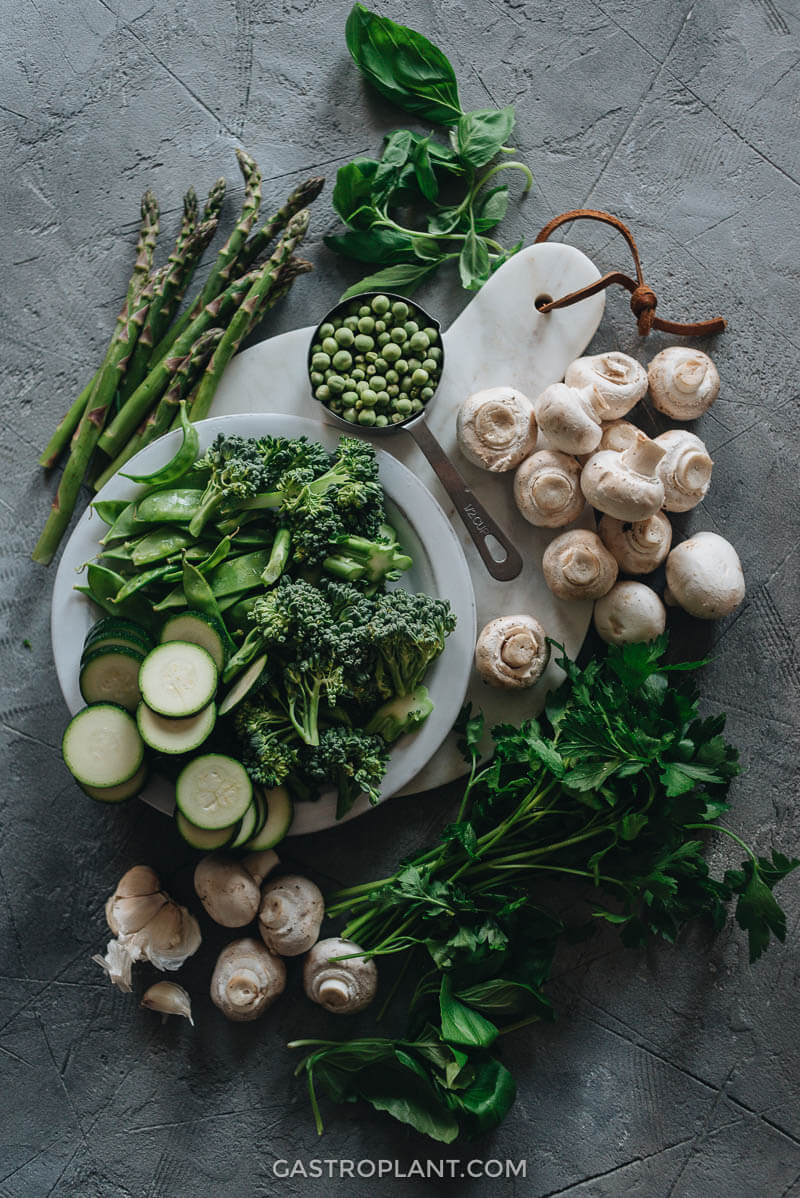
left=210, top=242, right=605, bottom=794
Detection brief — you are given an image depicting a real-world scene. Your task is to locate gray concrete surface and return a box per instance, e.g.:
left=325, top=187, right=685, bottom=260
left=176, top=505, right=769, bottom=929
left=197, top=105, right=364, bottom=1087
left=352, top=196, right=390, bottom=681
left=1, top=0, right=799, bottom=1194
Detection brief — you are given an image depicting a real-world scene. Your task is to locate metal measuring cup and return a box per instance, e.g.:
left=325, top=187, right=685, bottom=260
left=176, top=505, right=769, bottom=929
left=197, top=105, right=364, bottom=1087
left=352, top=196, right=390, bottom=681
left=307, top=292, right=522, bottom=582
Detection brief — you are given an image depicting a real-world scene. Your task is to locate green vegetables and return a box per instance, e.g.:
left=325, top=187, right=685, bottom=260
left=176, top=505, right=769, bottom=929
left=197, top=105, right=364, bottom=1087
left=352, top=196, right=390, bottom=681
left=326, top=5, right=533, bottom=297
left=291, top=636, right=798, bottom=1139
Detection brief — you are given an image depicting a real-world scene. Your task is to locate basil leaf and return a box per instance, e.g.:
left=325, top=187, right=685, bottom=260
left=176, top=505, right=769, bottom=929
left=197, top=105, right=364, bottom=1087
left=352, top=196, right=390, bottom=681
left=428, top=205, right=464, bottom=235
left=440, top=975, right=499, bottom=1047
left=345, top=4, right=463, bottom=126
left=331, top=158, right=381, bottom=228
left=474, top=184, right=509, bottom=231
left=456, top=105, right=516, bottom=167
left=455, top=978, right=552, bottom=1018
left=372, top=129, right=413, bottom=203
left=324, top=227, right=416, bottom=264
left=412, top=137, right=438, bottom=201
left=452, top=1056, right=516, bottom=1136
left=458, top=227, right=490, bottom=291
left=411, top=235, right=441, bottom=262
left=340, top=260, right=439, bottom=301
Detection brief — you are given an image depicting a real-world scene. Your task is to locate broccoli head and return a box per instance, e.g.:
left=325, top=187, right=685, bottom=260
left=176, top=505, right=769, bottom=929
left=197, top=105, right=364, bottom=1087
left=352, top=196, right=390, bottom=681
left=234, top=697, right=299, bottom=788
left=189, top=434, right=273, bottom=537
left=365, top=685, right=434, bottom=744
left=367, top=589, right=457, bottom=700
left=300, top=726, right=389, bottom=819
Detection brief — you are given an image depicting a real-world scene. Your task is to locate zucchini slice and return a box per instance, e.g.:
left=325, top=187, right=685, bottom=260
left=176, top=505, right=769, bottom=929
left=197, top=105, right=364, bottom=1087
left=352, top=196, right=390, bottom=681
left=229, top=800, right=259, bottom=849
left=176, top=753, right=252, bottom=829
left=84, top=616, right=152, bottom=647
left=136, top=700, right=216, bottom=755
left=160, top=611, right=226, bottom=673
left=243, top=785, right=293, bottom=850
left=218, top=655, right=268, bottom=717
left=175, top=810, right=239, bottom=850
left=81, top=762, right=148, bottom=804
left=62, top=704, right=144, bottom=788
left=79, top=646, right=144, bottom=712
left=138, top=642, right=218, bottom=718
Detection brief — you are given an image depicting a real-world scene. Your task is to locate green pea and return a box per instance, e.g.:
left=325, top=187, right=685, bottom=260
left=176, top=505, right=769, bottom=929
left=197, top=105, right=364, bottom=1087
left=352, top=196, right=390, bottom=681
left=342, top=390, right=358, bottom=405
left=371, top=376, right=386, bottom=391
left=409, top=331, right=430, bottom=353
left=390, top=326, right=407, bottom=345
left=377, top=332, right=390, bottom=348
left=375, top=390, right=390, bottom=406
left=395, top=396, right=413, bottom=415
left=318, top=322, right=335, bottom=339
left=410, top=398, right=424, bottom=414
left=374, top=320, right=386, bottom=334
left=311, top=342, right=322, bottom=355
left=427, top=346, right=442, bottom=362
left=322, top=337, right=338, bottom=356
left=315, top=384, right=331, bottom=402
left=399, top=375, right=412, bottom=393
left=356, top=379, right=370, bottom=393
left=354, top=333, right=374, bottom=353
left=385, top=369, right=399, bottom=384
left=371, top=294, right=391, bottom=315
left=357, top=408, right=377, bottom=426
left=328, top=375, right=346, bottom=395
left=391, top=300, right=409, bottom=321
left=343, top=407, right=357, bottom=422
left=406, top=357, right=422, bottom=372
left=343, top=315, right=359, bottom=331
left=311, top=352, right=331, bottom=371
left=375, top=413, right=389, bottom=427
left=329, top=401, right=343, bottom=413
left=332, top=317, right=342, bottom=328
left=395, top=359, right=408, bottom=375
left=423, top=327, right=439, bottom=344
left=351, top=367, right=365, bottom=382
left=404, top=320, right=419, bottom=336
left=387, top=384, right=399, bottom=398
left=360, top=389, right=377, bottom=407
left=412, top=368, right=429, bottom=386
left=365, top=351, right=378, bottom=364
left=391, top=412, right=404, bottom=424
left=358, top=304, right=372, bottom=317
left=357, top=315, right=375, bottom=334
left=374, top=358, right=387, bottom=374
left=332, top=349, right=352, bottom=372
left=382, top=342, right=401, bottom=363
left=309, top=370, right=324, bottom=387
left=335, top=326, right=354, bottom=347
left=422, top=358, right=437, bottom=373
left=421, top=386, right=435, bottom=400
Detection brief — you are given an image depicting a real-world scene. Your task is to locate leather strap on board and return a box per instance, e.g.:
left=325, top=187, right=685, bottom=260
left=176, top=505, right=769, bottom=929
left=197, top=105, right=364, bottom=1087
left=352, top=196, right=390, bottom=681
left=534, top=208, right=726, bottom=338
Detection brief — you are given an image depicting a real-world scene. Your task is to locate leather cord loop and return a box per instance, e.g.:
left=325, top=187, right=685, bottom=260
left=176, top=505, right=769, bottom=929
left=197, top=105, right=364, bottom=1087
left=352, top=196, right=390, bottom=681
left=534, top=208, right=726, bottom=338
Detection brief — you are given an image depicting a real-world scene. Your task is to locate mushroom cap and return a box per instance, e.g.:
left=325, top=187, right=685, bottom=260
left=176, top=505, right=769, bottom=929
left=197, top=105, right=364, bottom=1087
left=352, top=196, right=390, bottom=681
left=194, top=854, right=261, bottom=928
left=535, top=383, right=602, bottom=455
left=593, top=581, right=667, bottom=645
left=654, top=429, right=713, bottom=512
left=648, top=347, right=720, bottom=420
left=513, top=449, right=584, bottom=527
left=580, top=433, right=666, bottom=520
left=598, top=511, right=673, bottom=575
left=565, top=351, right=648, bottom=420
left=303, top=937, right=378, bottom=1014
left=474, top=614, right=550, bottom=689
left=456, top=386, right=537, bottom=472
left=259, top=874, right=325, bottom=957
left=210, top=937, right=286, bottom=1021
left=542, top=530, right=618, bottom=601
left=664, top=532, right=745, bottom=619
left=576, top=419, right=641, bottom=466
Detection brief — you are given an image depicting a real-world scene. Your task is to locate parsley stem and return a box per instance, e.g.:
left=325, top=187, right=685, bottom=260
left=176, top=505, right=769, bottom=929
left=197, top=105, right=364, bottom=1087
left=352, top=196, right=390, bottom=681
left=686, top=823, right=757, bottom=862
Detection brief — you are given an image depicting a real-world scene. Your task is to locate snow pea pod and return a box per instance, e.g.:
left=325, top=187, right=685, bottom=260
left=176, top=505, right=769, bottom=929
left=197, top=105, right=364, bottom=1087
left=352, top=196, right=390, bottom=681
left=182, top=560, right=236, bottom=654
left=161, top=536, right=233, bottom=585
left=76, top=563, right=154, bottom=627
left=92, top=499, right=129, bottom=526
left=225, top=593, right=260, bottom=630
left=113, top=563, right=177, bottom=603
left=135, top=489, right=205, bottom=524
left=101, top=500, right=144, bottom=545
left=152, top=586, right=188, bottom=612
left=130, top=526, right=195, bottom=568
left=121, top=402, right=199, bottom=487
left=207, top=549, right=274, bottom=598
left=222, top=628, right=266, bottom=684
left=218, top=588, right=260, bottom=614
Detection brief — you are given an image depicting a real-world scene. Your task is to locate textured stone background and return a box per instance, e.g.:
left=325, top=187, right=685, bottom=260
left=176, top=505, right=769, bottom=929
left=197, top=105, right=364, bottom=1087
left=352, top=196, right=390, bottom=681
left=1, top=0, right=799, bottom=1194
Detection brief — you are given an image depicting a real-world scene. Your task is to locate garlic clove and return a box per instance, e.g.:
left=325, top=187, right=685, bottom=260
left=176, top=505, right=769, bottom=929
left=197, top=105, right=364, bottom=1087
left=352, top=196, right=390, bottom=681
left=107, top=891, right=168, bottom=937
left=136, top=901, right=202, bottom=972
left=141, top=981, right=194, bottom=1026
left=114, top=865, right=162, bottom=899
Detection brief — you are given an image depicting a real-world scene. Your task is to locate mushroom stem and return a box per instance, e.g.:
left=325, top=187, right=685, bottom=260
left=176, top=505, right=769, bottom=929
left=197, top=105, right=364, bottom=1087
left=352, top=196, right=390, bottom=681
left=621, top=434, right=666, bottom=478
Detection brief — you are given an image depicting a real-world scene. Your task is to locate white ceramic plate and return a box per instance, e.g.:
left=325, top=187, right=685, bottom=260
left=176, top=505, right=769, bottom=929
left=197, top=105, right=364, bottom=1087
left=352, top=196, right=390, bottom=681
left=52, top=414, right=476, bottom=835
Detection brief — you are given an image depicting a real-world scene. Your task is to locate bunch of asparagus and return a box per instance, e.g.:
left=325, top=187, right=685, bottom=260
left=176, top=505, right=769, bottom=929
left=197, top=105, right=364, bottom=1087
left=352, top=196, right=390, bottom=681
left=33, top=150, right=323, bottom=565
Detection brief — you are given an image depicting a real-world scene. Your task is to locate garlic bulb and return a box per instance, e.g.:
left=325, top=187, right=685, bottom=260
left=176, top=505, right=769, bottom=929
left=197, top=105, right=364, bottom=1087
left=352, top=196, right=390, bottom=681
left=141, top=982, right=194, bottom=1026
left=580, top=432, right=666, bottom=520
left=92, top=866, right=201, bottom=992
left=598, top=511, right=672, bottom=575
left=564, top=351, right=648, bottom=420
left=513, top=450, right=584, bottom=527
left=654, top=429, right=713, bottom=512
left=648, top=347, right=720, bottom=420
left=258, top=875, right=324, bottom=957
left=456, top=387, right=537, bottom=472
left=210, top=938, right=286, bottom=1021
left=542, top=530, right=618, bottom=601
left=303, top=937, right=378, bottom=1014
left=474, top=614, right=550, bottom=689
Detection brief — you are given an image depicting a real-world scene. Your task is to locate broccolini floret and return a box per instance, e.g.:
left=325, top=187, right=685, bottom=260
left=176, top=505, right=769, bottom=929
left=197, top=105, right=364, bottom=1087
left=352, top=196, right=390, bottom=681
left=301, top=726, right=389, bottom=819
left=234, top=698, right=299, bottom=788
left=189, top=434, right=273, bottom=537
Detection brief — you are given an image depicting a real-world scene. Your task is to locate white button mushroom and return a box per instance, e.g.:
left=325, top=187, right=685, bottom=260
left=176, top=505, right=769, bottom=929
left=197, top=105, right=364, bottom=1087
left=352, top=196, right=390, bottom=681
left=664, top=532, right=745, bottom=619
left=210, top=937, right=287, bottom=1021
left=513, top=450, right=584, bottom=527
left=258, top=874, right=325, bottom=957
left=580, top=431, right=666, bottom=520
left=542, top=530, right=618, bottom=601
left=598, top=511, right=673, bottom=575
left=648, top=347, right=720, bottom=420
left=303, top=937, right=378, bottom=1014
left=653, top=429, right=713, bottom=512
left=474, top=614, right=550, bottom=689
left=535, top=352, right=648, bottom=455
left=456, top=386, right=537, bottom=472
left=593, top=581, right=667, bottom=644
left=576, top=419, right=641, bottom=466
left=194, top=851, right=279, bottom=928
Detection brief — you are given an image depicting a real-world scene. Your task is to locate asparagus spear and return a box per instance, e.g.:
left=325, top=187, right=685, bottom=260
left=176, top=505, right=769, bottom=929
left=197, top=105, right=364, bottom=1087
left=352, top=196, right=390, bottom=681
left=202, top=176, right=226, bottom=223
left=178, top=187, right=199, bottom=246
left=32, top=278, right=156, bottom=565
left=190, top=210, right=310, bottom=423
left=97, top=269, right=260, bottom=458
left=237, top=176, right=324, bottom=274
left=38, top=191, right=160, bottom=468
left=149, top=151, right=261, bottom=366
left=94, top=329, right=224, bottom=486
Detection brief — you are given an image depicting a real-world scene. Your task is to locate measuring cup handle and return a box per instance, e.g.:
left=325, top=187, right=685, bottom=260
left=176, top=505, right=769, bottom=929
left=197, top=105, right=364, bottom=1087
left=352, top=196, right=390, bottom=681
left=406, top=420, right=523, bottom=582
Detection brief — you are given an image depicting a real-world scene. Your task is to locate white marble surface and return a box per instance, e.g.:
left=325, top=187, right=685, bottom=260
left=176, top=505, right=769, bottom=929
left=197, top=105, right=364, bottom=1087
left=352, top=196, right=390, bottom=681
left=210, top=242, right=605, bottom=790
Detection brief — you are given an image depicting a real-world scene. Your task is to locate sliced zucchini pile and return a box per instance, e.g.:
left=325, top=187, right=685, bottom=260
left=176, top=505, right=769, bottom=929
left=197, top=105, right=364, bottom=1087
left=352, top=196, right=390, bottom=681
left=174, top=784, right=293, bottom=852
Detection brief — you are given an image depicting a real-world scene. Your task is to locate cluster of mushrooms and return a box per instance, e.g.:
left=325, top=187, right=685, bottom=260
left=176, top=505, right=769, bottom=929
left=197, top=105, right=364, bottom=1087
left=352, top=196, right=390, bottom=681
left=459, top=347, right=746, bottom=689
left=93, top=853, right=376, bottom=1026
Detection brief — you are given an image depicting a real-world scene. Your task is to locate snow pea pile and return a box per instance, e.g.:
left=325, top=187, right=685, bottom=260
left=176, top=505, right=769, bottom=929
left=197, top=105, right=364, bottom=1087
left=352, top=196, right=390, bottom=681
left=308, top=293, right=443, bottom=427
